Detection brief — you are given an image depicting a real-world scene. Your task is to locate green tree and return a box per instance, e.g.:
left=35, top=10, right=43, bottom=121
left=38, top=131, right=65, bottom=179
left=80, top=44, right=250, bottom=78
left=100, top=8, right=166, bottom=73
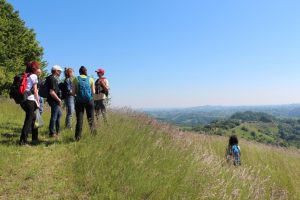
left=0, top=0, right=45, bottom=95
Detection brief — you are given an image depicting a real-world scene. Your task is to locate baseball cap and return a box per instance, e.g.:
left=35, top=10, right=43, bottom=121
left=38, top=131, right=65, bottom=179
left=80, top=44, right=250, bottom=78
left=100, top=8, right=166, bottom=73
left=95, top=68, right=105, bottom=74
left=52, top=65, right=63, bottom=72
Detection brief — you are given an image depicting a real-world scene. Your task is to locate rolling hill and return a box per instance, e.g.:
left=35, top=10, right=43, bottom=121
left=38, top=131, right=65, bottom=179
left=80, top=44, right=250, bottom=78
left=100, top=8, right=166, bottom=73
left=146, top=104, right=300, bottom=126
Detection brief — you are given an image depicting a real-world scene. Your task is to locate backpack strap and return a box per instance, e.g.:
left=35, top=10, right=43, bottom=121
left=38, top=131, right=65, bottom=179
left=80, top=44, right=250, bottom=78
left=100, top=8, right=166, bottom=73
left=77, top=76, right=83, bottom=83
left=237, top=146, right=241, bottom=155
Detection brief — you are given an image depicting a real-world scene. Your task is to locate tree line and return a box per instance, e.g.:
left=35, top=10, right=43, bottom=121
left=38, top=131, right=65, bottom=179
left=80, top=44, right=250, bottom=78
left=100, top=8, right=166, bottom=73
left=0, top=0, right=45, bottom=95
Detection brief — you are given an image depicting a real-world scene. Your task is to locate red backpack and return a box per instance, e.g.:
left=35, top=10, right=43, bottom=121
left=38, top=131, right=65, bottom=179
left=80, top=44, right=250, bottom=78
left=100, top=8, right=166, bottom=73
left=19, top=73, right=28, bottom=94
left=10, top=73, right=30, bottom=104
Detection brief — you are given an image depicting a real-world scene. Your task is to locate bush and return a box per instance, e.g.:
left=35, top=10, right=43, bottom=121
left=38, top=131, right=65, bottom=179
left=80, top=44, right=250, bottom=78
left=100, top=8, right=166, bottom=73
left=251, top=131, right=256, bottom=138
left=241, top=126, right=249, bottom=132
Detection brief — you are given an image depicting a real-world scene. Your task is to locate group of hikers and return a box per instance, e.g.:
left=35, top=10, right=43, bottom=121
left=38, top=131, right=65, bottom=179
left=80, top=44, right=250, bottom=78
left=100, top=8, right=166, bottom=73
left=11, top=61, right=109, bottom=145
left=10, top=61, right=241, bottom=166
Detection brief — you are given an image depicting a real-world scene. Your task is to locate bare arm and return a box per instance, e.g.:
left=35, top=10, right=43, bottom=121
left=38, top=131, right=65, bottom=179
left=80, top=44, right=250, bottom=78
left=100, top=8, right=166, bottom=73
left=50, top=89, right=62, bottom=105
left=100, top=80, right=109, bottom=91
left=91, top=82, right=95, bottom=95
left=33, top=84, right=40, bottom=107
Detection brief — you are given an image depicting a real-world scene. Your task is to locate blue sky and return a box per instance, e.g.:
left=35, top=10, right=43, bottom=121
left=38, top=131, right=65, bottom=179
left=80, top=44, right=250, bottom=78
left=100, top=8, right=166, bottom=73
left=8, top=0, right=300, bottom=108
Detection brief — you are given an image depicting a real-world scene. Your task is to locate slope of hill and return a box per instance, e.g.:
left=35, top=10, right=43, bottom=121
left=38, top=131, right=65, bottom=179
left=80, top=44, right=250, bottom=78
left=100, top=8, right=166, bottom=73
left=190, top=111, right=300, bottom=148
left=0, top=99, right=300, bottom=199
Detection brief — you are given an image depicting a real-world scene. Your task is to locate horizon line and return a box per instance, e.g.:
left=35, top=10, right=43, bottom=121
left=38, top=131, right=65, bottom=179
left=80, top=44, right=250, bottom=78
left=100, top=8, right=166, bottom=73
left=139, top=102, right=300, bottom=110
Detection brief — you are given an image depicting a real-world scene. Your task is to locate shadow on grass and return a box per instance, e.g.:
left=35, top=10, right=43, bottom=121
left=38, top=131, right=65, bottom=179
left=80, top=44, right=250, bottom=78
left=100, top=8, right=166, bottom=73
left=0, top=132, right=19, bottom=146
left=0, top=132, right=76, bottom=147
left=42, top=137, right=76, bottom=147
left=0, top=139, right=19, bottom=146
left=0, top=122, right=22, bottom=135
left=1, top=132, right=19, bottom=138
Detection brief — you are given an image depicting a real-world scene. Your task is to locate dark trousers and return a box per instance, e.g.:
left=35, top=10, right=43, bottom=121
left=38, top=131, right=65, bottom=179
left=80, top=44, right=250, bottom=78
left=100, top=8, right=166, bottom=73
left=75, top=100, right=96, bottom=140
left=49, top=102, right=62, bottom=136
left=95, top=99, right=107, bottom=122
left=20, top=100, right=38, bottom=143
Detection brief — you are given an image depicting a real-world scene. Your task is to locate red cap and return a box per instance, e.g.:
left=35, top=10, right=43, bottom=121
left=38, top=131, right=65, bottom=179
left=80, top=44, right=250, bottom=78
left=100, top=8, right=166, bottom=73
left=95, top=68, right=105, bottom=74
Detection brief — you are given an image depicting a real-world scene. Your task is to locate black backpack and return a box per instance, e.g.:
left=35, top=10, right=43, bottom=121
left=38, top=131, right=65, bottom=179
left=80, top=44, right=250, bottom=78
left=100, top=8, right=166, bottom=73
left=38, top=77, right=49, bottom=98
left=59, top=79, right=72, bottom=100
left=9, top=73, right=30, bottom=104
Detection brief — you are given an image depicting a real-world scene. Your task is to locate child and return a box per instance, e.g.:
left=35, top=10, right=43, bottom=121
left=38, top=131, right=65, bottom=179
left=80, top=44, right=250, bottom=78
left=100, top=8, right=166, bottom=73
left=225, top=135, right=241, bottom=166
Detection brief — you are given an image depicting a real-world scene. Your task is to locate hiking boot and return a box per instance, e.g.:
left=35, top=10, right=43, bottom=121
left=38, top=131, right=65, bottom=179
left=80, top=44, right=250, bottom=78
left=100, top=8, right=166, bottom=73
left=31, top=140, right=40, bottom=146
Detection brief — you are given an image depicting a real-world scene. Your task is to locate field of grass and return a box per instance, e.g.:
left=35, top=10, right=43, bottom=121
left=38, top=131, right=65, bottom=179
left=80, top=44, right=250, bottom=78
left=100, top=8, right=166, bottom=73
left=0, top=98, right=300, bottom=199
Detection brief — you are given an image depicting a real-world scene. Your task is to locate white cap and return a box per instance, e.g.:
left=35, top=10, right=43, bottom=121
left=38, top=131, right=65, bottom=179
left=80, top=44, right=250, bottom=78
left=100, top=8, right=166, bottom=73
left=52, top=65, right=63, bottom=71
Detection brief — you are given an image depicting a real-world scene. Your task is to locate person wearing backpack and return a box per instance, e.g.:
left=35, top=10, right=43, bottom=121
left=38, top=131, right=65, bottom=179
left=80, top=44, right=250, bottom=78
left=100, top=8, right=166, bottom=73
left=63, top=68, right=75, bottom=129
left=225, top=135, right=241, bottom=166
left=94, top=68, right=110, bottom=122
left=72, top=66, right=96, bottom=141
left=19, top=61, right=40, bottom=145
left=47, top=65, right=63, bottom=138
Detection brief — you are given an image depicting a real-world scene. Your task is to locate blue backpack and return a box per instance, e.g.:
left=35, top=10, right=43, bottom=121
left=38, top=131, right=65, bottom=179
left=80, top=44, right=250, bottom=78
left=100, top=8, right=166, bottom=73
left=76, top=76, right=92, bottom=103
left=225, top=145, right=241, bottom=166
left=232, top=145, right=241, bottom=166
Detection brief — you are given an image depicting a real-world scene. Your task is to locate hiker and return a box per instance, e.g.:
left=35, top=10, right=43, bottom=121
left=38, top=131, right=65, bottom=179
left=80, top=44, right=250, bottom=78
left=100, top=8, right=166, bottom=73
left=72, top=66, right=96, bottom=141
left=19, top=61, right=40, bottom=145
left=36, top=68, right=44, bottom=115
left=47, top=65, right=63, bottom=138
left=94, top=68, right=110, bottom=122
left=225, top=135, right=241, bottom=166
left=63, top=68, right=75, bottom=129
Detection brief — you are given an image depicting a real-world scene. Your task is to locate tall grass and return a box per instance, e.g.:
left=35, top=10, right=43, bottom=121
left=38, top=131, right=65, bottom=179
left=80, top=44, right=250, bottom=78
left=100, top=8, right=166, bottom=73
left=0, top=98, right=299, bottom=199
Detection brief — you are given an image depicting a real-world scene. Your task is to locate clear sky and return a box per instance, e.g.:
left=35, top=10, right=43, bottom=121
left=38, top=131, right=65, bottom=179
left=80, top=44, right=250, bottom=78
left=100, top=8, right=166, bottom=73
left=7, top=0, right=300, bottom=108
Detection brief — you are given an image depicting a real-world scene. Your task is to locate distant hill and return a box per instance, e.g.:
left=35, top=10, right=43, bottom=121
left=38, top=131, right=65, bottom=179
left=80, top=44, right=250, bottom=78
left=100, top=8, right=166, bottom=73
left=189, top=111, right=300, bottom=148
left=145, top=104, right=300, bottom=126
left=230, top=111, right=276, bottom=122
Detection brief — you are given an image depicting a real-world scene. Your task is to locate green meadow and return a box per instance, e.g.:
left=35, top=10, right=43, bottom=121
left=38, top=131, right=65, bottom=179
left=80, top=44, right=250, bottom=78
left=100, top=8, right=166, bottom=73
left=0, top=98, right=299, bottom=199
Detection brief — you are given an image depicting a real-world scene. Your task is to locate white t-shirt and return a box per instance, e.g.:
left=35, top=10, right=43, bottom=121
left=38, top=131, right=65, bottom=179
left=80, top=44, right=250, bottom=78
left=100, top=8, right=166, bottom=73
left=26, top=74, right=38, bottom=102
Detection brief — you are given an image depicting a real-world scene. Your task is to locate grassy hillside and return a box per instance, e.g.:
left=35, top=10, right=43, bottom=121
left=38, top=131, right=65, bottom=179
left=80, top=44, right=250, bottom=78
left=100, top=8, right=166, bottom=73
left=0, top=99, right=300, bottom=199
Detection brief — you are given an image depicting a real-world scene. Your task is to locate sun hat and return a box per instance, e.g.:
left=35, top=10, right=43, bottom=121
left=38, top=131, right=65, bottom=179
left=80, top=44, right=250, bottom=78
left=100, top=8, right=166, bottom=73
left=52, top=65, right=63, bottom=71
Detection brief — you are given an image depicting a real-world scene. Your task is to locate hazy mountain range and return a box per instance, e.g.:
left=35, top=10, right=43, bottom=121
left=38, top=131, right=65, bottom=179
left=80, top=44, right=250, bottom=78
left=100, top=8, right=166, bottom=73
left=144, top=104, right=300, bottom=125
